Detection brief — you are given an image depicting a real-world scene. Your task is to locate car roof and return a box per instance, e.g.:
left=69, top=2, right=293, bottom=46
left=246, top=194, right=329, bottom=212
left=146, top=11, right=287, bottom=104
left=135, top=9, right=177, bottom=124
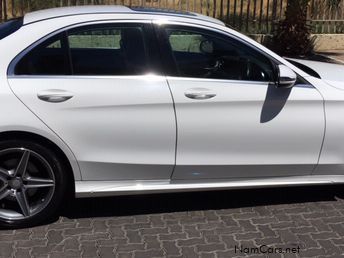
left=23, top=5, right=225, bottom=26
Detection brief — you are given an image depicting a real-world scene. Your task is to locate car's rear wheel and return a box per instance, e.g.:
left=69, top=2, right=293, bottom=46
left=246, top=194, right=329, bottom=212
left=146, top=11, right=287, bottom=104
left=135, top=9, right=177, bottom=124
left=0, top=140, right=69, bottom=228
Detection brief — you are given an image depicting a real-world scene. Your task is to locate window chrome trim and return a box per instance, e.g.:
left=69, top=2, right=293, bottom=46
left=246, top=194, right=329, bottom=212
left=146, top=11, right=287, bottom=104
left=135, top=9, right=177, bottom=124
left=7, top=19, right=152, bottom=77
left=165, top=76, right=314, bottom=88
left=153, top=20, right=314, bottom=88
left=6, top=74, right=312, bottom=88
left=7, top=74, right=166, bottom=80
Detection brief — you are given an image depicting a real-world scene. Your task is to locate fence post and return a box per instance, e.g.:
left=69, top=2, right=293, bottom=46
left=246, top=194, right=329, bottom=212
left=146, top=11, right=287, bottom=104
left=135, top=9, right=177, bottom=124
left=0, top=0, right=2, bottom=23
left=271, top=0, right=277, bottom=33
left=20, top=0, right=24, bottom=15
left=258, top=0, right=263, bottom=32
left=246, top=0, right=251, bottom=33
left=206, top=0, right=210, bottom=16
left=252, top=0, right=257, bottom=35
left=220, top=0, right=223, bottom=20
left=239, top=0, right=243, bottom=30
left=265, top=0, right=269, bottom=33
left=3, top=0, right=7, bottom=21
left=226, top=0, right=230, bottom=23
left=233, top=0, right=237, bottom=26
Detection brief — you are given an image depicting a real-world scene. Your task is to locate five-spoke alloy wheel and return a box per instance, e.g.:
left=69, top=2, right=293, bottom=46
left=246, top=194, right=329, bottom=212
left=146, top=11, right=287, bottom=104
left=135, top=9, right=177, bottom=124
left=0, top=140, right=69, bottom=228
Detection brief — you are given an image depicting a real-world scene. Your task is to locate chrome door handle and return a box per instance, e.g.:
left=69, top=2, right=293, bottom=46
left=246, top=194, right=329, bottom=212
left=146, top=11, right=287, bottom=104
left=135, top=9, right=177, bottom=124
left=184, top=88, right=216, bottom=100
left=185, top=92, right=216, bottom=99
left=37, top=90, right=74, bottom=103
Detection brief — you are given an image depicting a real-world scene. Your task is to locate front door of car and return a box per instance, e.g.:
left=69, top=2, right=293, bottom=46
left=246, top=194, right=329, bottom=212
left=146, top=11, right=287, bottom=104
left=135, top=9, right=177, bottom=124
left=8, top=21, right=176, bottom=181
left=156, top=24, right=325, bottom=180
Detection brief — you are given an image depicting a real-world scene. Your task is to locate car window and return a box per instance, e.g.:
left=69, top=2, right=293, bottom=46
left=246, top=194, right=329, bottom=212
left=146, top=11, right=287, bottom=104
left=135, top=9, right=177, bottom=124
left=68, top=29, right=121, bottom=49
left=68, top=25, right=148, bottom=75
left=15, top=33, right=70, bottom=75
left=14, top=24, right=150, bottom=76
left=163, top=26, right=275, bottom=82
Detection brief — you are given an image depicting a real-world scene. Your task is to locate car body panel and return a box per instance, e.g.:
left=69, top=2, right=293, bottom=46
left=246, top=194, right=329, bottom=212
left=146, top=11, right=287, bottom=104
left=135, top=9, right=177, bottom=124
left=287, top=58, right=344, bottom=81
left=303, top=76, right=344, bottom=175
left=0, top=75, right=82, bottom=180
left=0, top=7, right=343, bottom=197
left=23, top=5, right=225, bottom=26
left=75, top=175, right=344, bottom=197
left=281, top=60, right=344, bottom=176
left=167, top=77, right=324, bottom=179
left=8, top=75, right=176, bottom=180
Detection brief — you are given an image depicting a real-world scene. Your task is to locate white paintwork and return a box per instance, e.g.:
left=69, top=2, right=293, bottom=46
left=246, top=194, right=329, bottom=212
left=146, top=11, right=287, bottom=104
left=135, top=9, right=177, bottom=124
left=288, top=58, right=344, bottom=82
left=168, top=77, right=324, bottom=179
left=9, top=75, right=176, bottom=180
left=0, top=78, right=82, bottom=180
left=277, top=64, right=297, bottom=87
left=0, top=6, right=343, bottom=197
left=24, top=5, right=131, bottom=24
left=286, top=58, right=344, bottom=92
left=24, top=5, right=225, bottom=26
left=75, top=175, right=344, bottom=197
left=282, top=59, right=344, bottom=177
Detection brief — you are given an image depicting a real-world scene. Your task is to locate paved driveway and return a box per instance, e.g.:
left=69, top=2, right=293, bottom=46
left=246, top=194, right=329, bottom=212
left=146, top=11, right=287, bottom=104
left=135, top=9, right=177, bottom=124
left=1, top=185, right=344, bottom=257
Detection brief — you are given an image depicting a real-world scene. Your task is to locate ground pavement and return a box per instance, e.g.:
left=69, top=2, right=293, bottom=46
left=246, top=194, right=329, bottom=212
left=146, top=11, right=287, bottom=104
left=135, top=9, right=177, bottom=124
left=1, top=186, right=344, bottom=257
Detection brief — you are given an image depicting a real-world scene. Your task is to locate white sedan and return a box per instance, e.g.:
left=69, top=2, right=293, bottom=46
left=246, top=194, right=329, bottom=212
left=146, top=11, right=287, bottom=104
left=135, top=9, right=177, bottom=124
left=0, top=5, right=343, bottom=228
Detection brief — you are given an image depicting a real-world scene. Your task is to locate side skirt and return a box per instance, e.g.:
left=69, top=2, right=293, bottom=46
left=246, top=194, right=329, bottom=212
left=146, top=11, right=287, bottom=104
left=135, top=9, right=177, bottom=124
left=75, top=175, right=344, bottom=198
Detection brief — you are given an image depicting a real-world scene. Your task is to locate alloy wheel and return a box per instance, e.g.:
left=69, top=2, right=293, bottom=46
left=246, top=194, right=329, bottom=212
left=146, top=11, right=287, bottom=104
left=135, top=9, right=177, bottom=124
left=0, top=148, right=55, bottom=221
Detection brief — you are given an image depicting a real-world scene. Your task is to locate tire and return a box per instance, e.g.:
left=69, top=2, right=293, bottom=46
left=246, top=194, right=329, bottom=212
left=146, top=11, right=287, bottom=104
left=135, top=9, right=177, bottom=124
left=0, top=139, right=69, bottom=228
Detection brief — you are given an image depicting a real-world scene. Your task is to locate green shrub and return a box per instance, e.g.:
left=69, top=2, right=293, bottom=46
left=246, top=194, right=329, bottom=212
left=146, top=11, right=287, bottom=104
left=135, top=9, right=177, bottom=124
left=271, top=0, right=315, bottom=56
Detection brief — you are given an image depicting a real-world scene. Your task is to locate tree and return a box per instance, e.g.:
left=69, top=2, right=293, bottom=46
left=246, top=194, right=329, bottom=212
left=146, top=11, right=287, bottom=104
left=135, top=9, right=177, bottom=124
left=272, top=0, right=341, bottom=56
left=272, top=0, right=313, bottom=56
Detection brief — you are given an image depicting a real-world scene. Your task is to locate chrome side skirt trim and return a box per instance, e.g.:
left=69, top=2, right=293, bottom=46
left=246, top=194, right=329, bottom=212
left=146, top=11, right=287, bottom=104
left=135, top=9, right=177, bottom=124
left=75, top=175, right=344, bottom=198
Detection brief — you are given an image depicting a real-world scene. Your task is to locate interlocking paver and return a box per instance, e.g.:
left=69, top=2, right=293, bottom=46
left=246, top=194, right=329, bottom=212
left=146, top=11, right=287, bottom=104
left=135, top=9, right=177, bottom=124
left=1, top=185, right=344, bottom=257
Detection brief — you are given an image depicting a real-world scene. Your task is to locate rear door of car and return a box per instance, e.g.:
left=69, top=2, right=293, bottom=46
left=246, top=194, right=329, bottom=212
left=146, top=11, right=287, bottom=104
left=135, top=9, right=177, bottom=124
left=8, top=20, right=177, bottom=181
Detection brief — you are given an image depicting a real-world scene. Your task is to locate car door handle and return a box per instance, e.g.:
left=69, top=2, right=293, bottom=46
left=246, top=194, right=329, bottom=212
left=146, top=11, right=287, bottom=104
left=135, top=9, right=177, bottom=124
left=37, top=90, right=74, bottom=103
left=184, top=88, right=216, bottom=100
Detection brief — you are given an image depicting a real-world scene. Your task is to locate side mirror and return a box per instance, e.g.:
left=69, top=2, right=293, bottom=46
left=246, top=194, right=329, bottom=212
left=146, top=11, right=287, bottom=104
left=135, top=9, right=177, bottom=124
left=277, top=64, right=297, bottom=88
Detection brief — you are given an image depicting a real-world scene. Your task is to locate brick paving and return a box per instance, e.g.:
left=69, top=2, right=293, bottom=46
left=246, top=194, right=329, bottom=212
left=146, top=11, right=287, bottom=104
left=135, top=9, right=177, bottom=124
left=1, top=185, right=344, bottom=257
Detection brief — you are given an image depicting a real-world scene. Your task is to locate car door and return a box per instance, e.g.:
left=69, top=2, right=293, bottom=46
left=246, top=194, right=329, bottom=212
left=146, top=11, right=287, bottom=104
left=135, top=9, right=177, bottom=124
left=8, top=21, right=176, bottom=181
left=156, top=23, right=325, bottom=180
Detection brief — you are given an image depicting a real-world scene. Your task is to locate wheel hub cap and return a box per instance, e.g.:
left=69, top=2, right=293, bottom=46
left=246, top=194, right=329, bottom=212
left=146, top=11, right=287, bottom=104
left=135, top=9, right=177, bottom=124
left=8, top=178, right=22, bottom=190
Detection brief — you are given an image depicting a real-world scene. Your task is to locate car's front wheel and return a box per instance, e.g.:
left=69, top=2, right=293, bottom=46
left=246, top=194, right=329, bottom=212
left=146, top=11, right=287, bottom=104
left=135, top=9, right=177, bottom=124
left=0, top=140, right=69, bottom=228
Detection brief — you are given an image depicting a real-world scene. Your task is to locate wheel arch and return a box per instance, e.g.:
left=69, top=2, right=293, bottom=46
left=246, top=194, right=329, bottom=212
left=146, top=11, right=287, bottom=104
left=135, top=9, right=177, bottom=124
left=0, top=130, right=77, bottom=195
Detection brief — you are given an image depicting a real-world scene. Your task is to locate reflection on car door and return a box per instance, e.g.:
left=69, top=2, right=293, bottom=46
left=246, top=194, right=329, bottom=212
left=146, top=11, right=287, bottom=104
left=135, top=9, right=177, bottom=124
left=156, top=24, right=325, bottom=180
left=8, top=22, right=176, bottom=181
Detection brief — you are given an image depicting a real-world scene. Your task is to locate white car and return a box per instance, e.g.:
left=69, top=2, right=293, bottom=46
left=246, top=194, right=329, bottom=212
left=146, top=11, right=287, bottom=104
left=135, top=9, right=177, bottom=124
left=0, top=5, right=344, bottom=228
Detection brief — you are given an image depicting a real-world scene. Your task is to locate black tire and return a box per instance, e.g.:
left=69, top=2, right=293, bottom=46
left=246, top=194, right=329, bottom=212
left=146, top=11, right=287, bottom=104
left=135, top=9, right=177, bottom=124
left=0, top=139, right=70, bottom=228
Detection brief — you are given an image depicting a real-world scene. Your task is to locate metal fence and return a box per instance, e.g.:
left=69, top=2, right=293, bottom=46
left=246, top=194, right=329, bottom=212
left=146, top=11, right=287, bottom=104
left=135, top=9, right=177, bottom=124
left=309, top=0, right=344, bottom=33
left=1, top=0, right=343, bottom=34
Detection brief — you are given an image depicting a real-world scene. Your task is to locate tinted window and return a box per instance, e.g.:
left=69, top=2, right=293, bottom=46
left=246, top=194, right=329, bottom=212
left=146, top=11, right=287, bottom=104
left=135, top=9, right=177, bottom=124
left=163, top=27, right=275, bottom=81
left=14, top=24, right=150, bottom=76
left=15, top=33, right=70, bottom=75
left=0, top=18, right=23, bottom=40
left=68, top=25, right=149, bottom=75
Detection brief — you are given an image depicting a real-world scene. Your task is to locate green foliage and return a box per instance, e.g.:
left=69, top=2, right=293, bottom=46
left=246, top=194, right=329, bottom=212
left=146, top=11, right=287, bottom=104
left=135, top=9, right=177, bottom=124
left=272, top=0, right=315, bottom=56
